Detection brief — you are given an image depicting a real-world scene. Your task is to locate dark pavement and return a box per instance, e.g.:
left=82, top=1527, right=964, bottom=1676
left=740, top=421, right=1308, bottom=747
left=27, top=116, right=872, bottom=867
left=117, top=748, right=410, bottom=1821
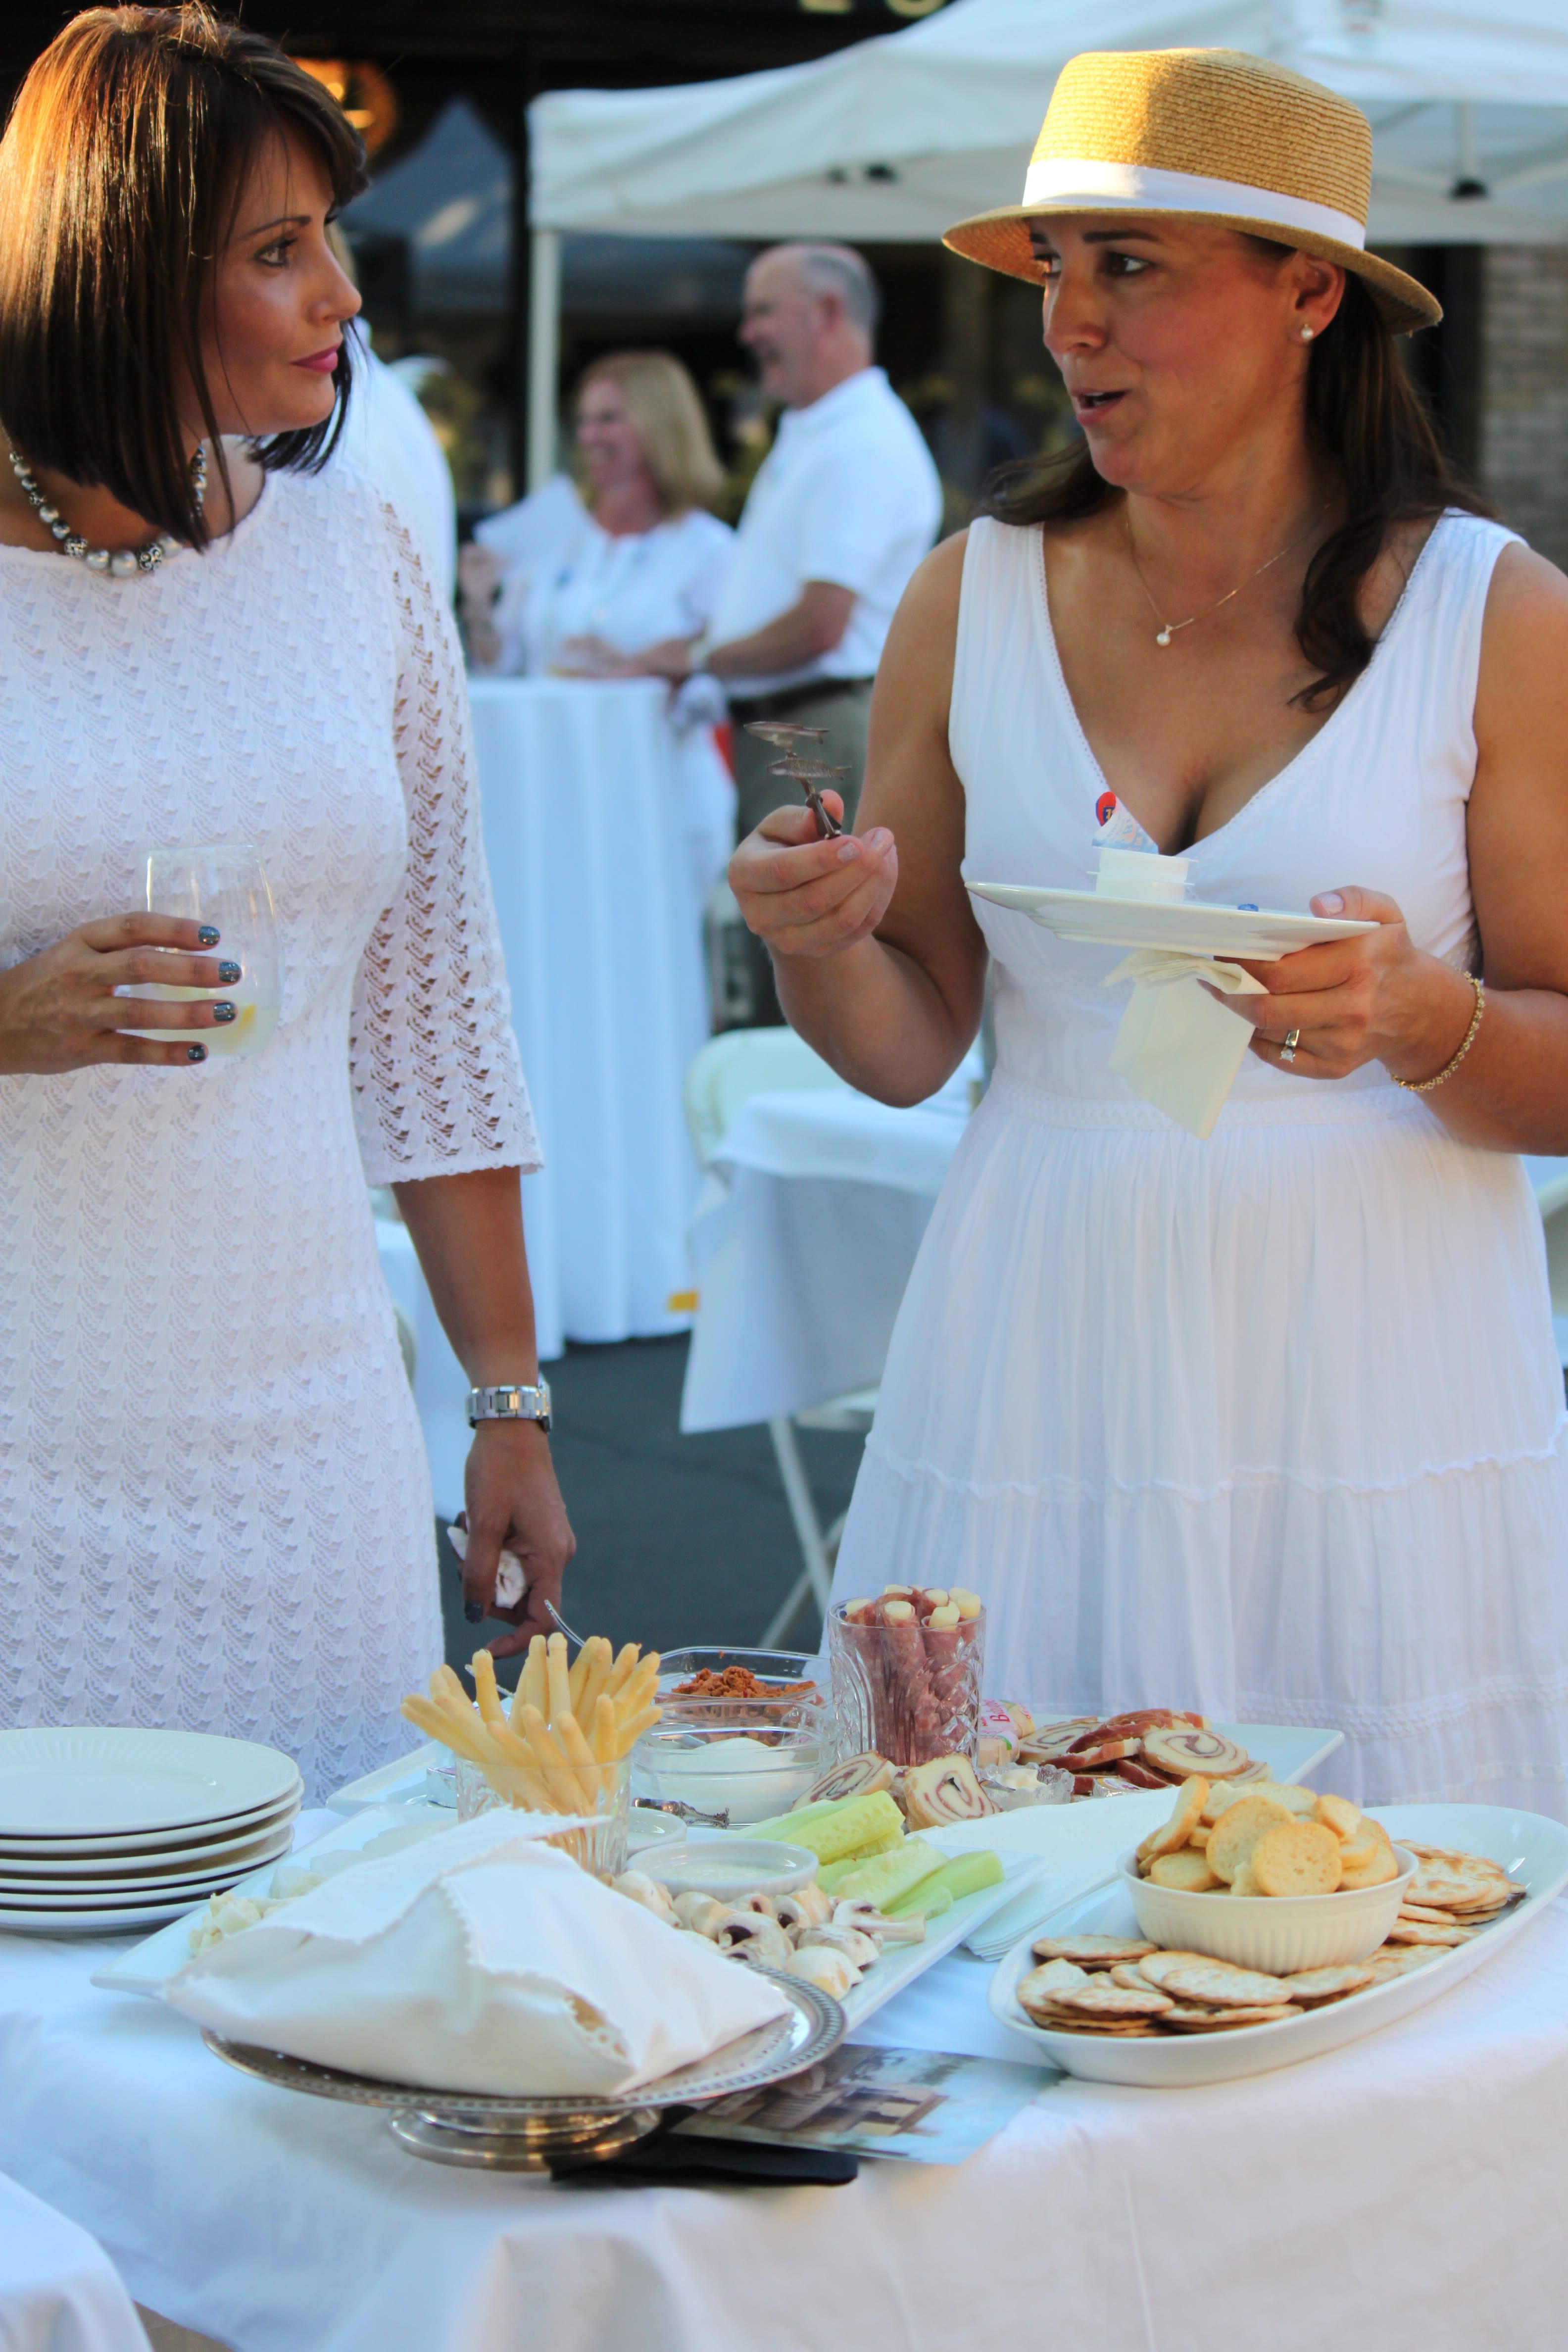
left=437, top=1334, right=864, bottom=1683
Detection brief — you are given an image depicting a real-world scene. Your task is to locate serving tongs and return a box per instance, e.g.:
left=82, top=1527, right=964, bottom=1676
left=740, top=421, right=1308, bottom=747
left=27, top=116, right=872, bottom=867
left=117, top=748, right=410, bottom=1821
left=743, top=719, right=847, bottom=839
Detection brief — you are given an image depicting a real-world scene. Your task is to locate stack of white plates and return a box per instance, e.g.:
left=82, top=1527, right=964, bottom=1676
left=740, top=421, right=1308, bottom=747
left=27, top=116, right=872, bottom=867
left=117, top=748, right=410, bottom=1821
left=0, top=1727, right=302, bottom=1934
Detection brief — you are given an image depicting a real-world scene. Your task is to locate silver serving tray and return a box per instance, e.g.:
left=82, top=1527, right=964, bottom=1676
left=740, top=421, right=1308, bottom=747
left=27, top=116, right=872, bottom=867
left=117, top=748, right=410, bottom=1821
left=201, top=1969, right=843, bottom=2169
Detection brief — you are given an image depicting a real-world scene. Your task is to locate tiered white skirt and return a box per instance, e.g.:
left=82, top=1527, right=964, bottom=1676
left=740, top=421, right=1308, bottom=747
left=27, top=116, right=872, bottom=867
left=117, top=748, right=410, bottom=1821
left=830, top=1072, right=1568, bottom=1814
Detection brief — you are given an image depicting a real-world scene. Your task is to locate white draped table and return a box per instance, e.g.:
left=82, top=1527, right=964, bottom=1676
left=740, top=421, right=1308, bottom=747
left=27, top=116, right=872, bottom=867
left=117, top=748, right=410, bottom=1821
left=2, top=1823, right=1568, bottom=2351
left=681, top=1067, right=977, bottom=1433
left=0, top=2169, right=151, bottom=2352
left=469, top=677, right=708, bottom=1361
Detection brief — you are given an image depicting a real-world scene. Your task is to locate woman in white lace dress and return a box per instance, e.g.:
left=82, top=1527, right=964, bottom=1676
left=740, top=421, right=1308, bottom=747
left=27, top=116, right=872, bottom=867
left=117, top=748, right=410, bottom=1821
left=732, top=51, right=1568, bottom=1812
left=0, top=8, right=571, bottom=1795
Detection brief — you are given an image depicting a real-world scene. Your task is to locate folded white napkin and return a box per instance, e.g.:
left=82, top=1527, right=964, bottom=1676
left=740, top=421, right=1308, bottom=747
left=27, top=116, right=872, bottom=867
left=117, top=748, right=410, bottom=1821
left=1104, top=951, right=1267, bottom=1140
left=165, top=1812, right=790, bottom=2097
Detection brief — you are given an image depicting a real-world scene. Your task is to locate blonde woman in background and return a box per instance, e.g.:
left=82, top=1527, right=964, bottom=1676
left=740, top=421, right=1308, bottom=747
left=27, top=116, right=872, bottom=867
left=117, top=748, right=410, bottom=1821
left=459, top=351, right=735, bottom=893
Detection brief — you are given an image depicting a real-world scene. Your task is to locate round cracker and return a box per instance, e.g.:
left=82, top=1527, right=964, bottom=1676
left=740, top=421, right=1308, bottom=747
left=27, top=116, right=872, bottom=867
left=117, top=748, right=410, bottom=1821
left=1385, top=1916, right=1475, bottom=1945
left=1135, top=1774, right=1211, bottom=1864
left=1148, top=1847, right=1220, bottom=1892
left=1251, top=1819, right=1343, bottom=1898
left=1135, top=1948, right=1223, bottom=1989
left=1207, top=1794, right=1294, bottom=1884
left=1031, top=1934, right=1157, bottom=1965
left=1160, top=1958, right=1292, bottom=2006
left=1280, top=1963, right=1375, bottom=2002
left=1163, top=2004, right=1301, bottom=2029
left=1039, top=1982, right=1175, bottom=2017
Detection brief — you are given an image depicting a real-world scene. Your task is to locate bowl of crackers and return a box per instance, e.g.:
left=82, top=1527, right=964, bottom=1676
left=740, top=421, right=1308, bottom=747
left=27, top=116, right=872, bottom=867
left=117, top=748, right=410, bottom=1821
left=1118, top=1774, right=1416, bottom=1972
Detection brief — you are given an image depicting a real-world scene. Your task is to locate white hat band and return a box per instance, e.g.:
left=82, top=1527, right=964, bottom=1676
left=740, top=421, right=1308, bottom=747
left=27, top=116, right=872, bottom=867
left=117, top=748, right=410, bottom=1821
left=1020, top=156, right=1367, bottom=251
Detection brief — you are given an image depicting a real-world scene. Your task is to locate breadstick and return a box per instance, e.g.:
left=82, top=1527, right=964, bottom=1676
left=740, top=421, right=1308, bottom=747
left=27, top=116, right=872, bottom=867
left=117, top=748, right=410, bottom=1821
left=554, top=1709, right=604, bottom=1807
left=470, top=1648, right=507, bottom=1729
left=519, top=1636, right=548, bottom=1724
left=610, top=1703, right=660, bottom=1760
left=519, top=1702, right=594, bottom=1813
left=545, top=1633, right=572, bottom=1726
left=575, top=1638, right=612, bottom=1725
left=400, top=1694, right=490, bottom=1763
left=591, top=1692, right=617, bottom=1766
left=601, top=1642, right=641, bottom=1700
left=431, top=1664, right=470, bottom=1708
left=567, top=1639, right=593, bottom=1714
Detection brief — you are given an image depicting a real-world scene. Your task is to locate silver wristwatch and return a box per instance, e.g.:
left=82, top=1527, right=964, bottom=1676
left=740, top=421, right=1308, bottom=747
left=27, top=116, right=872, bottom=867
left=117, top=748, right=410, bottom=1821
left=466, top=1379, right=552, bottom=1434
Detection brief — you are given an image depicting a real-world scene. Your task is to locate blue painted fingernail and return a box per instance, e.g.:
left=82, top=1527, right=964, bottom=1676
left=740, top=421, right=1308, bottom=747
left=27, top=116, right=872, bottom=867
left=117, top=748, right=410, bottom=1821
left=464, top=1601, right=485, bottom=1624
left=197, top=925, right=220, bottom=946
left=186, top=1044, right=206, bottom=1063
left=211, top=1002, right=236, bottom=1024
left=217, top=961, right=241, bottom=984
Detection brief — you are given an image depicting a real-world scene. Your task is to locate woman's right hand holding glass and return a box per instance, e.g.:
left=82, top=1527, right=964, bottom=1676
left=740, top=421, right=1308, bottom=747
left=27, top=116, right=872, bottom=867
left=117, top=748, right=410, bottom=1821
left=728, top=794, right=899, bottom=960
left=0, top=914, right=239, bottom=1074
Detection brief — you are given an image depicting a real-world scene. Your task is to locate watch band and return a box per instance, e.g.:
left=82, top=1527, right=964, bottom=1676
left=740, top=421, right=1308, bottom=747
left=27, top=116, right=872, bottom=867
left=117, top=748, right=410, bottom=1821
left=467, top=1379, right=552, bottom=1433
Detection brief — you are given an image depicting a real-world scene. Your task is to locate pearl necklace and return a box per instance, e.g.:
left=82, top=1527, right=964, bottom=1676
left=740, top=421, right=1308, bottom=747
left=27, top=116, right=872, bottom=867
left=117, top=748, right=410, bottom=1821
left=6, top=442, right=206, bottom=577
left=1126, top=502, right=1325, bottom=647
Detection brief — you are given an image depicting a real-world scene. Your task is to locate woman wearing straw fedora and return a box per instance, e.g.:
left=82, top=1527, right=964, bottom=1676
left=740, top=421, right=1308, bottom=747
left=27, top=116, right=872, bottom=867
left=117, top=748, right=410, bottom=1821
left=731, top=48, right=1568, bottom=1812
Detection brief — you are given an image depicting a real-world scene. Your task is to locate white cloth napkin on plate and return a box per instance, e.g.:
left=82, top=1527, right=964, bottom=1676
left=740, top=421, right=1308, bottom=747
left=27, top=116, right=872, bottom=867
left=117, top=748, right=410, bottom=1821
left=1104, top=951, right=1268, bottom=1140
left=164, top=1812, right=790, bottom=2097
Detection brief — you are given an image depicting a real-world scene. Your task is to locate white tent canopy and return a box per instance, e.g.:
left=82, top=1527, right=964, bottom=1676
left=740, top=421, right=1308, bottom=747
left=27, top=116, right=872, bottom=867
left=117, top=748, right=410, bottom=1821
left=532, top=0, right=1568, bottom=245
left=523, top=0, right=1568, bottom=481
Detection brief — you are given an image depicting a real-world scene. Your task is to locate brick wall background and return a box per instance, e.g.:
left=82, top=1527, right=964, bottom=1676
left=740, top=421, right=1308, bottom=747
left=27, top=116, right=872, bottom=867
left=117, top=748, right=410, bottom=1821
left=1481, top=244, right=1568, bottom=572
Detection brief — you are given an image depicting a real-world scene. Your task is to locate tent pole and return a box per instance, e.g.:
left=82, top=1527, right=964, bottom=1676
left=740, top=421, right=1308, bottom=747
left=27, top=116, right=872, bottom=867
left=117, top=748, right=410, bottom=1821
left=527, top=227, right=561, bottom=491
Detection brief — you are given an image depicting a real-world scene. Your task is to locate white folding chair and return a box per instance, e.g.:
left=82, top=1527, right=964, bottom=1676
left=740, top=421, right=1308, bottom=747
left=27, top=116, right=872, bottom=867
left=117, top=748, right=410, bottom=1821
left=683, top=1029, right=874, bottom=1643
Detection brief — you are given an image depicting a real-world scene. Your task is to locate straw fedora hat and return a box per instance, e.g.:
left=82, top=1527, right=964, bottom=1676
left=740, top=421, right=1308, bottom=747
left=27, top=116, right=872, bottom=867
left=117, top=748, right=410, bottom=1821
left=944, top=48, right=1440, bottom=336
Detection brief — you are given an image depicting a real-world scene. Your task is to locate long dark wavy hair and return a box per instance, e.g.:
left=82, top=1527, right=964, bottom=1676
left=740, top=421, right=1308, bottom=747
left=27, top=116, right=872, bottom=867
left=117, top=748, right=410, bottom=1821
left=983, top=257, right=1489, bottom=712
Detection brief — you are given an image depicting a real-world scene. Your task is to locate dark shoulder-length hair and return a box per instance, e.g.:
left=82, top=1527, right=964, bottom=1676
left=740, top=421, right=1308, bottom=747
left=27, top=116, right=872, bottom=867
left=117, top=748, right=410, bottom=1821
left=0, top=3, right=366, bottom=549
left=984, top=260, right=1489, bottom=712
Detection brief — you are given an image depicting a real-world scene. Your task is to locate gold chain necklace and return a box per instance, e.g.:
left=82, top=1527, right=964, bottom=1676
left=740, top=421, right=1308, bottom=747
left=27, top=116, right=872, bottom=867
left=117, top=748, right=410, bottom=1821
left=1125, top=503, right=1326, bottom=648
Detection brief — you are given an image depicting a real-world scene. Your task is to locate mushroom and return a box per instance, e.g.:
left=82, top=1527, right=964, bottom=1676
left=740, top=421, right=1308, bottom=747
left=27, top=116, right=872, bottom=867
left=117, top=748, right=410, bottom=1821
left=610, top=1870, right=681, bottom=1926
left=735, top=1890, right=779, bottom=1919
left=788, top=1945, right=859, bottom=1999
left=832, top=1899, right=927, bottom=1946
left=775, top=1884, right=834, bottom=1934
left=671, top=1892, right=730, bottom=1937
left=712, top=1912, right=795, bottom=1968
left=797, top=1924, right=879, bottom=1969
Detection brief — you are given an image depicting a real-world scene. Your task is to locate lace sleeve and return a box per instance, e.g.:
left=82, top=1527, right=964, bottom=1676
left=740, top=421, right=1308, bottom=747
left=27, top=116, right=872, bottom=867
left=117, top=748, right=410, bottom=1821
left=350, top=499, right=542, bottom=1185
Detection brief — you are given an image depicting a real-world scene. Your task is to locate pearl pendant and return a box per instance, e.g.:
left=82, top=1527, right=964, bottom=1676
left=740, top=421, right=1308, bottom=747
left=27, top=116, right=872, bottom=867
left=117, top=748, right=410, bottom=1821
left=1156, top=628, right=1173, bottom=647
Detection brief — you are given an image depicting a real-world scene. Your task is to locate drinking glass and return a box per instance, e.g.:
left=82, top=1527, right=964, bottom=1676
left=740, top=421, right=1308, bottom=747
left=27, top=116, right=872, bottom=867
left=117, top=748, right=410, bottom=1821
left=140, top=844, right=282, bottom=1061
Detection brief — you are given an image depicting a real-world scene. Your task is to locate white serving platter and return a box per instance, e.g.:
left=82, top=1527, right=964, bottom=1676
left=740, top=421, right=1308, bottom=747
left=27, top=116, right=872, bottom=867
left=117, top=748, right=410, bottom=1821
left=836, top=1830, right=1042, bottom=2031
left=966, top=882, right=1377, bottom=963
left=326, top=1742, right=447, bottom=1813
left=988, top=1801, right=1568, bottom=2089
left=0, top=1729, right=300, bottom=1838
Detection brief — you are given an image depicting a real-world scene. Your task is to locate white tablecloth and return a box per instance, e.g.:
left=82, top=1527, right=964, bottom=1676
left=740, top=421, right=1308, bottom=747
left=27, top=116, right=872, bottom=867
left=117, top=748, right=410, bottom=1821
left=0, top=2170, right=150, bottom=2352
left=5, top=1816, right=1568, bottom=2351
left=681, top=1072, right=975, bottom=1433
left=469, top=678, right=708, bottom=1362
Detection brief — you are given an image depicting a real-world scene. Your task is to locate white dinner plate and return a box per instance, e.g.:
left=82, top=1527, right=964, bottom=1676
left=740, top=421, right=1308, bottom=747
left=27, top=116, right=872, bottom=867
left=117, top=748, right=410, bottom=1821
left=988, top=1801, right=1568, bottom=2089
left=0, top=1824, right=297, bottom=1894
left=0, top=1806, right=300, bottom=1881
left=966, top=882, right=1377, bottom=963
left=0, top=1728, right=300, bottom=1837
left=0, top=1786, right=302, bottom=1860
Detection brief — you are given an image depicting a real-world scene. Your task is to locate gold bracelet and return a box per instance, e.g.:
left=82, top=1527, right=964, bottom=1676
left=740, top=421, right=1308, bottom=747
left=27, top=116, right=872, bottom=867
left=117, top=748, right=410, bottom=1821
left=1391, top=973, right=1484, bottom=1094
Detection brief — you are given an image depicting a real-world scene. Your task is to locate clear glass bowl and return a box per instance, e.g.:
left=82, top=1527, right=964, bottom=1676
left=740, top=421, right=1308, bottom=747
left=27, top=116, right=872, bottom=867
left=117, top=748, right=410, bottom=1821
left=828, top=1601, right=986, bottom=1765
left=636, top=1652, right=830, bottom=1827
left=452, top=1753, right=632, bottom=1877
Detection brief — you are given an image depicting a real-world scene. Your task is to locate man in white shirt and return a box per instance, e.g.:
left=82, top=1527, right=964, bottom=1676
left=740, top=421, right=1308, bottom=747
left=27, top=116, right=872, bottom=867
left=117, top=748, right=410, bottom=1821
left=637, top=242, right=941, bottom=1018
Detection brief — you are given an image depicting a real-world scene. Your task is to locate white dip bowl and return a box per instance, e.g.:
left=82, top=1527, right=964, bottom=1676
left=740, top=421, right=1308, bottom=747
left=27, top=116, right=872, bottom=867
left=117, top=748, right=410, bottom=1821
left=1118, top=1843, right=1417, bottom=1973
left=647, top=1837, right=819, bottom=1902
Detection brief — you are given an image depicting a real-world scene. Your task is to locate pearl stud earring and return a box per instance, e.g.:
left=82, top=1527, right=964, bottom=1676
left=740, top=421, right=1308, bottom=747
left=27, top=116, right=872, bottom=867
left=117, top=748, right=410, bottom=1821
left=1300, top=324, right=1316, bottom=341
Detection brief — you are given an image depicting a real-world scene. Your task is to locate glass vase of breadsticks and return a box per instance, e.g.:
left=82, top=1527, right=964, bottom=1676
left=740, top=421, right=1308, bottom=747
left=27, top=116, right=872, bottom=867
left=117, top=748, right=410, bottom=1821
left=401, top=1635, right=662, bottom=1876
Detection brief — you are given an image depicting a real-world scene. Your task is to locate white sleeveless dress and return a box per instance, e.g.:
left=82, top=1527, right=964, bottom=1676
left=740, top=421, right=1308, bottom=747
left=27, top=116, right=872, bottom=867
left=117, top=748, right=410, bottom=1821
left=831, top=512, right=1568, bottom=1814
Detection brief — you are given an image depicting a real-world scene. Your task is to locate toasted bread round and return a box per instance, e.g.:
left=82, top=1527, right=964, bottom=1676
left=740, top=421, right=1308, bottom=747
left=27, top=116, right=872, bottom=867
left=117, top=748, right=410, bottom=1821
left=1148, top=1847, right=1220, bottom=1892
left=1206, top=1794, right=1294, bottom=1884
left=1251, top=1819, right=1343, bottom=1897
left=1314, top=1792, right=1362, bottom=1842
left=1226, top=1857, right=1265, bottom=1897
left=1135, top=1773, right=1211, bottom=1863
left=1339, top=1845, right=1401, bottom=1890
